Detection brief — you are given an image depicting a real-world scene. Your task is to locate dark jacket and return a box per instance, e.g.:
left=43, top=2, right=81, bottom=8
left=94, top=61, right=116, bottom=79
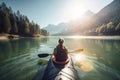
left=53, top=44, right=68, bottom=61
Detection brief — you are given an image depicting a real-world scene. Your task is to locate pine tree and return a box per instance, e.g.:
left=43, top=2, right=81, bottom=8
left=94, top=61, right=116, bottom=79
left=115, top=22, right=120, bottom=35
left=11, top=21, right=18, bottom=34
left=24, top=21, right=30, bottom=35
left=0, top=2, right=48, bottom=36
left=3, top=13, right=11, bottom=33
left=0, top=13, right=1, bottom=33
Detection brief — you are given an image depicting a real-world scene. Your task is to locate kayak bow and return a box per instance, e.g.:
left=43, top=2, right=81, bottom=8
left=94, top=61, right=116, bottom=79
left=42, top=54, right=79, bottom=80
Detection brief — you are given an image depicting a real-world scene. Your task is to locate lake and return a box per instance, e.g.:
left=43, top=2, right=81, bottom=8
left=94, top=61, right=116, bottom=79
left=0, top=36, right=120, bottom=80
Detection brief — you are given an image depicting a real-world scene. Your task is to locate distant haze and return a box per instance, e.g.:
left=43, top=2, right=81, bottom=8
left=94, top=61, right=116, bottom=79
left=44, top=0, right=120, bottom=36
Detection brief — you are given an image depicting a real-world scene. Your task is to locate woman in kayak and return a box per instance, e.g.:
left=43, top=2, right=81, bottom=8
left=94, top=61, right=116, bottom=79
left=53, top=38, right=68, bottom=62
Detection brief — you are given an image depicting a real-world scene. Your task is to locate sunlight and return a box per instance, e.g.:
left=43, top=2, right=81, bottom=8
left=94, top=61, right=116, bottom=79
left=62, top=0, right=89, bottom=20
left=68, top=5, right=85, bottom=19
left=77, top=61, right=94, bottom=72
left=66, top=35, right=85, bottom=39
left=74, top=54, right=86, bottom=61
left=71, top=35, right=84, bottom=39
left=74, top=54, right=94, bottom=72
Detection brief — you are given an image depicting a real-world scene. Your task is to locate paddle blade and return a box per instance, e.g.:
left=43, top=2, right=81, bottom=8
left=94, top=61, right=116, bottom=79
left=38, top=54, right=49, bottom=58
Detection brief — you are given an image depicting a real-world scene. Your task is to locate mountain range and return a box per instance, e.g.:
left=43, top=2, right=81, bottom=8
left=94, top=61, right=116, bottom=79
left=44, top=0, right=120, bottom=36
left=44, top=10, right=94, bottom=35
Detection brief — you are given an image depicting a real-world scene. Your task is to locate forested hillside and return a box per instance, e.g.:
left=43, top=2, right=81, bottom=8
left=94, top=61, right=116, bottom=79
left=87, top=0, right=120, bottom=35
left=0, top=2, right=49, bottom=37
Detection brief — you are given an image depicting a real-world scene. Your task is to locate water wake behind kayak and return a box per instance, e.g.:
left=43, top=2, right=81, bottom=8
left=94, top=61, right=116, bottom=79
left=73, top=54, right=120, bottom=80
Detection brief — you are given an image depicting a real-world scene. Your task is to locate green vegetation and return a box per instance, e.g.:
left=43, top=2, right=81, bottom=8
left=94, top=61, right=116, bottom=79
left=0, top=2, right=49, bottom=37
left=83, top=0, right=120, bottom=36
left=95, top=21, right=120, bottom=35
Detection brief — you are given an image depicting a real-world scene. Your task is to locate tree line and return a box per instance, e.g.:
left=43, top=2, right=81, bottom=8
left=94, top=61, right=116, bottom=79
left=0, top=2, right=49, bottom=37
left=95, top=21, right=120, bottom=35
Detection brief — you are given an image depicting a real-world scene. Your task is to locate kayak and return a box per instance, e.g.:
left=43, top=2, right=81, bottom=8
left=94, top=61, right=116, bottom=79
left=42, top=54, right=79, bottom=80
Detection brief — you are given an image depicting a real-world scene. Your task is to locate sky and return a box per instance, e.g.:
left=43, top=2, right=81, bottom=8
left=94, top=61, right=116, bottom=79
left=0, top=0, right=113, bottom=27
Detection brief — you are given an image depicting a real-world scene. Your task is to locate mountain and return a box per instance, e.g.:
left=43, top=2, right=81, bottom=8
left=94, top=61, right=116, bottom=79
left=43, top=23, right=69, bottom=35
left=44, top=10, right=94, bottom=35
left=94, top=0, right=120, bottom=26
left=47, top=0, right=120, bottom=36
left=88, top=0, right=120, bottom=35
left=81, top=10, right=94, bottom=19
left=73, top=0, right=120, bottom=35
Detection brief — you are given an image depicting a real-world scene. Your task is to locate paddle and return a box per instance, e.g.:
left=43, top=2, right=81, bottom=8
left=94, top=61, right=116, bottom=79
left=38, top=49, right=83, bottom=58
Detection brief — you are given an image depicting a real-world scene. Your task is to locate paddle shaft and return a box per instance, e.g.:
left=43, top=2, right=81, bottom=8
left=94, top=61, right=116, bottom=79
left=38, top=49, right=83, bottom=58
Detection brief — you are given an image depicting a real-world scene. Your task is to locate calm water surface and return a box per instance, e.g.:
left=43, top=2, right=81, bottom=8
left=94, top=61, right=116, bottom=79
left=0, top=36, right=120, bottom=80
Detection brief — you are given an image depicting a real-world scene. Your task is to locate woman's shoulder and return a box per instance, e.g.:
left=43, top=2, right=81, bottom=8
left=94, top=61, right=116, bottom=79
left=63, top=47, right=68, bottom=51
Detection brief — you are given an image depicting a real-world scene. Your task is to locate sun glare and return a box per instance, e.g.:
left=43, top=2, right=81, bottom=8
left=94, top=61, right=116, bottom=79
left=71, top=35, right=84, bottom=39
left=74, top=54, right=86, bottom=61
left=74, top=54, right=94, bottom=72
left=69, top=5, right=85, bottom=19
left=62, top=0, right=90, bottom=20
left=66, top=35, right=85, bottom=39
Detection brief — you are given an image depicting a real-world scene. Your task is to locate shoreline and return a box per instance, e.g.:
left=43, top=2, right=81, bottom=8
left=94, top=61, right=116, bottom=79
left=0, top=33, right=47, bottom=40
left=0, top=36, right=8, bottom=40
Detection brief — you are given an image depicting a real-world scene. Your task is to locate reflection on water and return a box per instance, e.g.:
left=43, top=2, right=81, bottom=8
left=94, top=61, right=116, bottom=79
left=0, top=36, right=120, bottom=80
left=72, top=53, right=120, bottom=80
left=73, top=54, right=94, bottom=72
left=0, top=38, right=49, bottom=80
left=67, top=36, right=120, bottom=80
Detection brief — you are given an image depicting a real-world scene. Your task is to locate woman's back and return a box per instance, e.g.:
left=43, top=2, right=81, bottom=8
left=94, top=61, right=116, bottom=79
left=53, top=38, right=68, bottom=62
